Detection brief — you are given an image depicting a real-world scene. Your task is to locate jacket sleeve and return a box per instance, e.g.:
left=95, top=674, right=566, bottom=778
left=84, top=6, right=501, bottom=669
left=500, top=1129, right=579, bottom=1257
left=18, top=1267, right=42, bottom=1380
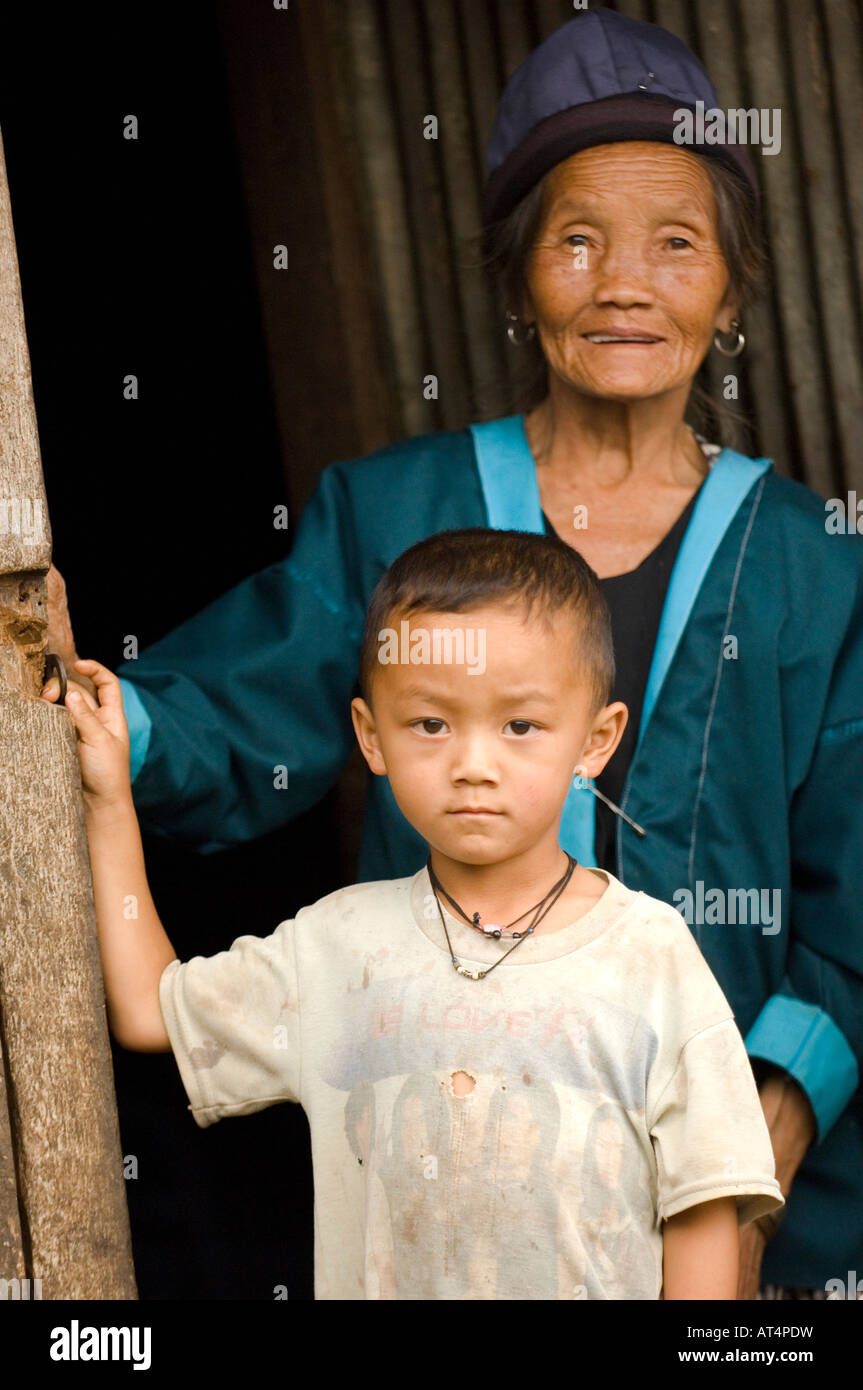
left=116, top=461, right=367, bottom=853
left=745, top=539, right=863, bottom=1143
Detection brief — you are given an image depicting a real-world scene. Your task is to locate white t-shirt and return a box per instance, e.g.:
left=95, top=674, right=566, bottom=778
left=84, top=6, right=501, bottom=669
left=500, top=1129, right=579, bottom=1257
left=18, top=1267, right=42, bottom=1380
left=158, top=866, right=784, bottom=1300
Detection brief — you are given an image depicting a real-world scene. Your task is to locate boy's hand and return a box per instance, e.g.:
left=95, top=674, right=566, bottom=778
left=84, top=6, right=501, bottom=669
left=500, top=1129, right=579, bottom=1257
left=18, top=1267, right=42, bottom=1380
left=41, top=658, right=132, bottom=808
left=45, top=564, right=98, bottom=699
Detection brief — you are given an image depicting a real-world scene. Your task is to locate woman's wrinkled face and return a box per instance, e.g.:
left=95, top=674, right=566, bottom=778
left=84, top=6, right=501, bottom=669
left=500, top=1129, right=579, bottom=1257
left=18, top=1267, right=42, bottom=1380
left=521, top=142, right=737, bottom=402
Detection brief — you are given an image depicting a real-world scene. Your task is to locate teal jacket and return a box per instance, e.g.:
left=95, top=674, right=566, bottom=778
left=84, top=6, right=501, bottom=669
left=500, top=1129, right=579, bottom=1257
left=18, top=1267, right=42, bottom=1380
left=117, top=415, right=863, bottom=1288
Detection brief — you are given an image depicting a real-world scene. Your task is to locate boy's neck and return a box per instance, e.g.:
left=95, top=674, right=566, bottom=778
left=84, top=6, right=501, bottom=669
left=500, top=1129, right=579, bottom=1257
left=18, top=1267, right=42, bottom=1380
left=428, top=842, right=606, bottom=937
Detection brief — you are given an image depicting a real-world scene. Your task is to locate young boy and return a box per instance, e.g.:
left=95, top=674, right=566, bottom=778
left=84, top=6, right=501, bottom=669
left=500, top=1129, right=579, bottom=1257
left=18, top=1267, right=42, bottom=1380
left=51, top=528, right=783, bottom=1300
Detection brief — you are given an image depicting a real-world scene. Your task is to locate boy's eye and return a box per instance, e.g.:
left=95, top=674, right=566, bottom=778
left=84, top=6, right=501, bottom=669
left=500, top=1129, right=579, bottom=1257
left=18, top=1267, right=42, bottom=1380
left=412, top=718, right=448, bottom=735
left=506, top=720, right=537, bottom=736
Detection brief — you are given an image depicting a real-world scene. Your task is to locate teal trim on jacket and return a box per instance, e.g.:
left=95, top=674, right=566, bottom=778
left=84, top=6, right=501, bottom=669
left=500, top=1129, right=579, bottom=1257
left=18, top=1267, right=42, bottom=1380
left=745, top=995, right=859, bottom=1143
left=119, top=676, right=152, bottom=783
left=117, top=417, right=863, bottom=1288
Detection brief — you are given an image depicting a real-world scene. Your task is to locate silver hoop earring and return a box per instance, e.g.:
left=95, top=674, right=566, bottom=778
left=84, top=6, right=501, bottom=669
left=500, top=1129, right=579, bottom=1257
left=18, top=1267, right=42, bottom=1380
left=506, top=311, right=536, bottom=346
left=713, top=319, right=745, bottom=357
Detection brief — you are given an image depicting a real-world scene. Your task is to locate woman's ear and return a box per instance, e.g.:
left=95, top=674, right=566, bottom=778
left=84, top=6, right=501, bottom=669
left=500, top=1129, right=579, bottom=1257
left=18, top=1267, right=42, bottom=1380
left=518, top=285, right=536, bottom=326
left=514, top=259, right=539, bottom=325
left=350, top=697, right=388, bottom=776
left=717, top=286, right=740, bottom=329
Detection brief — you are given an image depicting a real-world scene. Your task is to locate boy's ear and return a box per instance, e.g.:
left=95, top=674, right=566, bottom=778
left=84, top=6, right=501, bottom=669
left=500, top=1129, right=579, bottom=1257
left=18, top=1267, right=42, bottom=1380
left=350, top=697, right=388, bottom=776
left=575, top=700, right=628, bottom=780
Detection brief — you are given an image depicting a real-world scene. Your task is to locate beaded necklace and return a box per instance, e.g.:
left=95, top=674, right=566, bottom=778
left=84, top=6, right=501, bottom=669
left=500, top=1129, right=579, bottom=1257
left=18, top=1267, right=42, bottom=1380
left=427, top=852, right=577, bottom=981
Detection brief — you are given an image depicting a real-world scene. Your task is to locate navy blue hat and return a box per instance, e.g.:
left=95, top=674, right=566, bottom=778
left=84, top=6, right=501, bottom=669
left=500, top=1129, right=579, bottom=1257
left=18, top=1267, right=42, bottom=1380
left=483, top=6, right=760, bottom=225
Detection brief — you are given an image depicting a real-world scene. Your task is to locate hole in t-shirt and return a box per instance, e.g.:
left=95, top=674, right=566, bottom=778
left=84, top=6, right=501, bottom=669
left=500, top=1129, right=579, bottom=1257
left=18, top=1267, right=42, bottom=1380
left=450, top=1070, right=476, bottom=1097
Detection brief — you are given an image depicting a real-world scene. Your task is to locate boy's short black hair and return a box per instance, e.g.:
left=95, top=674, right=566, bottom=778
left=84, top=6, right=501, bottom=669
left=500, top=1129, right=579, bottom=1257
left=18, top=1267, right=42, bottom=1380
left=358, top=528, right=614, bottom=711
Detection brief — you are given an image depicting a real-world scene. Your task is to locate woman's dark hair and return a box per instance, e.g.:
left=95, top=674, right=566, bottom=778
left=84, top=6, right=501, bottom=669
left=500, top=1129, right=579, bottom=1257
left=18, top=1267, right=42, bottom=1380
left=475, top=151, right=770, bottom=448
left=358, top=526, right=615, bottom=713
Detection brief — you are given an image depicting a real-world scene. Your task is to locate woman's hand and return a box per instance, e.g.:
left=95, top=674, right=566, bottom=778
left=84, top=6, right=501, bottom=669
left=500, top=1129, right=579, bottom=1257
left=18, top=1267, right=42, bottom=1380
left=42, top=658, right=132, bottom=809
left=736, top=1220, right=768, bottom=1299
left=45, top=564, right=98, bottom=700
left=736, top=1067, right=816, bottom=1298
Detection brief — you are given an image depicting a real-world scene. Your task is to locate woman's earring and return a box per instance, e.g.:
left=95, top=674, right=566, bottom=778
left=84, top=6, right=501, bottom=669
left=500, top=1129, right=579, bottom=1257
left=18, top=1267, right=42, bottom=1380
left=713, top=319, right=745, bottom=357
left=506, top=311, right=536, bottom=346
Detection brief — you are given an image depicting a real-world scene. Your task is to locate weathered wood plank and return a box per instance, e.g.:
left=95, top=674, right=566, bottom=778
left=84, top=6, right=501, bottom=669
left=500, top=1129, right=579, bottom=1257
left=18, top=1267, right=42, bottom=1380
left=0, top=1025, right=26, bottom=1286
left=0, top=694, right=137, bottom=1298
left=0, top=122, right=137, bottom=1298
left=0, top=128, right=51, bottom=578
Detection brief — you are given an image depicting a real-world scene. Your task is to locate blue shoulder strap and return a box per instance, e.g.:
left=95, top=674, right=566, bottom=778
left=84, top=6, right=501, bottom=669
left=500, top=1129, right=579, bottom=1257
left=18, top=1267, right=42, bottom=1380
left=468, top=417, right=772, bottom=865
left=640, top=447, right=771, bottom=740
left=470, top=415, right=544, bottom=532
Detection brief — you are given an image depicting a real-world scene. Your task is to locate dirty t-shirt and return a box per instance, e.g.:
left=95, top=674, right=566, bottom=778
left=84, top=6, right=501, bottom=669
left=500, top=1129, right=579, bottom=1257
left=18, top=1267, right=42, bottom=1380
left=158, top=867, right=784, bottom=1300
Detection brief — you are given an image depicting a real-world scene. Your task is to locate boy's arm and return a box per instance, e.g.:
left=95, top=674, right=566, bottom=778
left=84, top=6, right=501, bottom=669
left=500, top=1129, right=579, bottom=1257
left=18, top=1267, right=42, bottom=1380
left=46, top=660, right=177, bottom=1053
left=648, top=1012, right=785, bottom=1295
left=662, top=1197, right=739, bottom=1300
left=84, top=792, right=177, bottom=1052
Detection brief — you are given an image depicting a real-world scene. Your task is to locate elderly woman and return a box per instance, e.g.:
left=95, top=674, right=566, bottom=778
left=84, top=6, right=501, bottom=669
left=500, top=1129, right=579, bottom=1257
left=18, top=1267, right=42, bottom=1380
left=46, top=9, right=862, bottom=1300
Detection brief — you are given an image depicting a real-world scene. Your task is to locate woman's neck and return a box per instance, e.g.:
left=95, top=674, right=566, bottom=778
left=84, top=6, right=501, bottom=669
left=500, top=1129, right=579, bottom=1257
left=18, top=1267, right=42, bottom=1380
left=524, top=383, right=707, bottom=490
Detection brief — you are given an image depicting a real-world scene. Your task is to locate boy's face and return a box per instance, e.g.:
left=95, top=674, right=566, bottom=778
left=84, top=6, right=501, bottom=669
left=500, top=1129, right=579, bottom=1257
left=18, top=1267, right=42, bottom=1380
left=351, top=602, right=626, bottom=869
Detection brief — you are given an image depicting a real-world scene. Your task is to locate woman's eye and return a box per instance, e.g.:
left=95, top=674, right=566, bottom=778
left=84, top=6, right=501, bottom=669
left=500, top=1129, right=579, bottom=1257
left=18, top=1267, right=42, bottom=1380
left=506, top=720, right=537, bottom=736
left=566, top=233, right=589, bottom=246
left=667, top=236, right=692, bottom=249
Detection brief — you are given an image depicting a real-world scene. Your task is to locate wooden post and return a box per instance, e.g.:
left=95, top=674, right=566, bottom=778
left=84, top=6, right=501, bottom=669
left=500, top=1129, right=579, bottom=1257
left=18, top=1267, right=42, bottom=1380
left=0, top=126, right=137, bottom=1299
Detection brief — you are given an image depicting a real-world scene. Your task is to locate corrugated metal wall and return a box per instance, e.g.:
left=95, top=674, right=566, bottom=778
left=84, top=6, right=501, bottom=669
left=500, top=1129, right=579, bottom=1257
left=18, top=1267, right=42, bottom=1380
left=320, top=0, right=863, bottom=496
